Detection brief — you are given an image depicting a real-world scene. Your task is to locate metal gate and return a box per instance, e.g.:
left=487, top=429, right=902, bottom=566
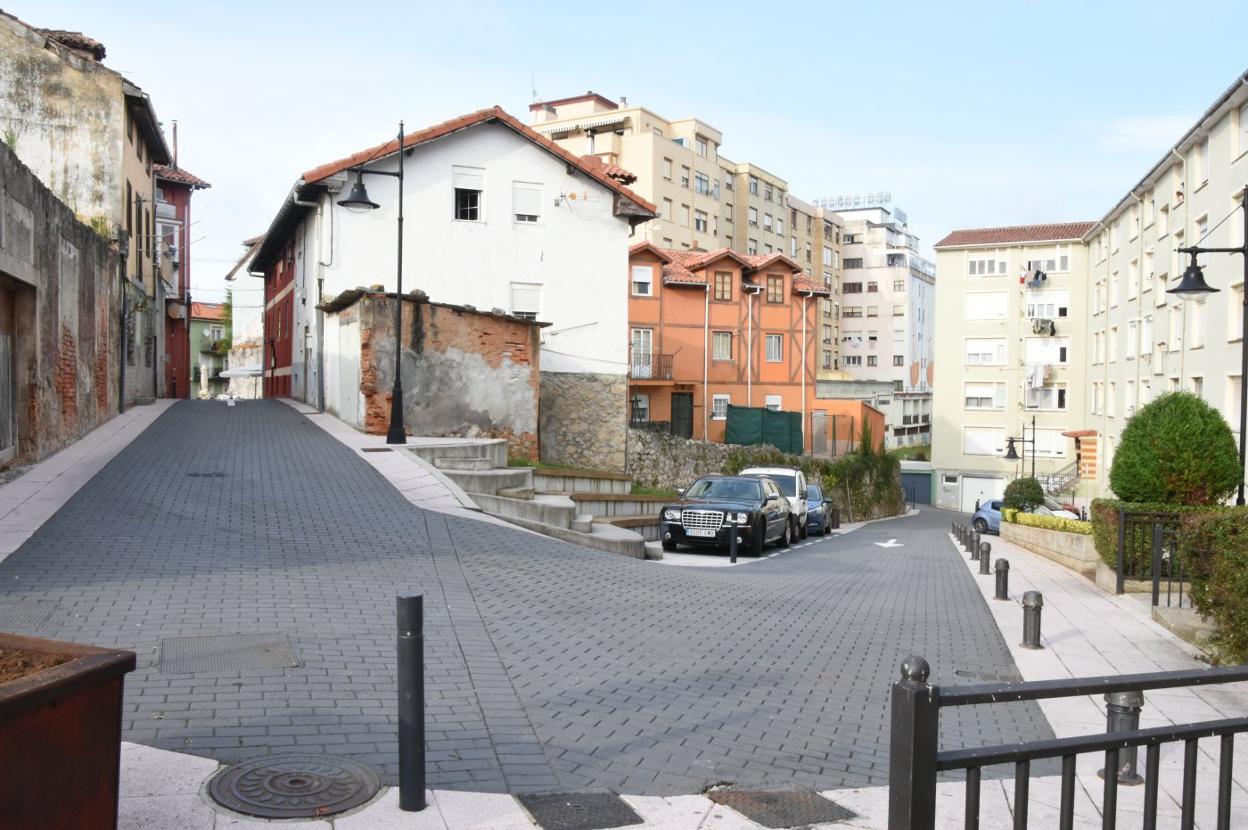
left=811, top=410, right=828, bottom=456
left=671, top=393, right=693, bottom=439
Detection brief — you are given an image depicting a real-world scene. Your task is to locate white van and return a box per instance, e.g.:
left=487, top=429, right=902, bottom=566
left=739, top=467, right=808, bottom=538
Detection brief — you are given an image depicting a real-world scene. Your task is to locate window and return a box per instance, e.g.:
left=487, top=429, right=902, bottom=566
left=843, top=282, right=863, bottom=293
left=630, top=393, right=650, bottom=424
left=844, top=355, right=862, bottom=366
left=662, top=198, right=673, bottom=220
left=695, top=137, right=708, bottom=158
left=968, top=255, right=1008, bottom=276
left=790, top=236, right=798, bottom=257
left=765, top=334, right=782, bottom=361
left=965, top=382, right=1006, bottom=410
left=712, top=331, right=732, bottom=360
left=711, top=394, right=730, bottom=420
left=1025, top=337, right=1070, bottom=364
left=775, top=216, right=783, bottom=235
left=510, top=282, right=541, bottom=319
left=894, top=280, right=905, bottom=292
left=893, top=304, right=905, bottom=316
left=842, top=306, right=862, bottom=318
left=964, top=426, right=1005, bottom=456
left=1026, top=290, right=1069, bottom=319
left=1025, top=385, right=1067, bottom=411
left=1127, top=319, right=1139, bottom=358
left=680, top=166, right=690, bottom=188
left=766, top=275, right=784, bottom=303
left=209, top=325, right=224, bottom=340
left=747, top=238, right=758, bottom=255
left=748, top=176, right=759, bottom=195
left=631, top=265, right=653, bottom=296
left=725, top=204, right=733, bottom=221
left=893, top=355, right=904, bottom=366
left=748, top=207, right=758, bottom=227
left=662, top=158, right=672, bottom=181
left=844, top=258, right=864, bottom=269
left=763, top=213, right=772, bottom=231
left=867, top=355, right=878, bottom=367
left=867, top=281, right=879, bottom=293
left=712, top=271, right=733, bottom=301
left=1159, top=203, right=1170, bottom=236
left=764, top=184, right=773, bottom=202
left=965, top=338, right=1007, bottom=366
left=695, top=171, right=710, bottom=195
left=964, top=292, right=1007, bottom=320
left=453, top=165, right=484, bottom=221
left=866, top=306, right=878, bottom=317
left=1190, top=302, right=1206, bottom=348
left=512, top=181, right=541, bottom=223
left=764, top=394, right=782, bottom=411
left=695, top=210, right=708, bottom=233
left=1033, top=429, right=1067, bottom=458
left=1110, top=272, right=1120, bottom=307
left=680, top=204, right=690, bottom=227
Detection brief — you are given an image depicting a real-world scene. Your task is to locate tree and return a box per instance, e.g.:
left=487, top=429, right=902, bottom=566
left=1003, top=477, right=1045, bottom=512
left=1109, top=392, right=1240, bottom=506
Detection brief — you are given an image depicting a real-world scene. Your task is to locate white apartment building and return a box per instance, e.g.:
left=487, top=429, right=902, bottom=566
left=827, top=199, right=936, bottom=447
left=931, top=68, right=1248, bottom=511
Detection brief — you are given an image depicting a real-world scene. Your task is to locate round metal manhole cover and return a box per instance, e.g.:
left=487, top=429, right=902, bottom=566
left=208, top=754, right=380, bottom=819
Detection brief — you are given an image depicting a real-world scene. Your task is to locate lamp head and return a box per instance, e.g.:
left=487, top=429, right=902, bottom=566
left=337, top=171, right=380, bottom=213
left=1167, top=251, right=1219, bottom=300
left=1004, top=437, right=1020, bottom=461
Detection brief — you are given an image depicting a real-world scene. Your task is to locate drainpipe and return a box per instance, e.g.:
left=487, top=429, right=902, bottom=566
left=799, top=289, right=815, bottom=453
left=702, top=282, right=710, bottom=440
left=745, top=284, right=763, bottom=406
left=118, top=244, right=128, bottom=414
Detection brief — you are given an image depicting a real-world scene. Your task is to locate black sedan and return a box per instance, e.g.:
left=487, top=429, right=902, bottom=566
left=659, top=475, right=796, bottom=556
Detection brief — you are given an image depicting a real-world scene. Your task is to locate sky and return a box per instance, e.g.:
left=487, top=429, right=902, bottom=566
left=22, top=0, right=1248, bottom=329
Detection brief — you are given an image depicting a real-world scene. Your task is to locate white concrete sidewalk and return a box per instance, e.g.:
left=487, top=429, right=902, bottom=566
left=0, top=400, right=174, bottom=565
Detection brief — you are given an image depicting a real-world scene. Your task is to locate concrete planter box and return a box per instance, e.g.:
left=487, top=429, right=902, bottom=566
left=1001, top=521, right=1099, bottom=579
left=1094, top=561, right=1154, bottom=595
left=0, top=632, right=136, bottom=829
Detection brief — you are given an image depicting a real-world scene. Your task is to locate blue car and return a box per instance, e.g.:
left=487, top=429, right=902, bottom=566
left=972, top=499, right=1003, bottom=535
left=805, top=484, right=833, bottom=536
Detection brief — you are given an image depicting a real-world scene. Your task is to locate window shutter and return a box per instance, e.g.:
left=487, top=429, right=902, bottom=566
left=513, top=183, right=541, bottom=216
left=510, top=282, right=541, bottom=314
left=453, top=166, right=484, bottom=191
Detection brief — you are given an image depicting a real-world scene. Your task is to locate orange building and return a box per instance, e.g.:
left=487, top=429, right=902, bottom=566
left=628, top=243, right=841, bottom=451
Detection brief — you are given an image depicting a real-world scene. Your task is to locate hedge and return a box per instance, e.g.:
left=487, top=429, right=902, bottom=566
left=1005, top=511, right=1093, bottom=535
left=1181, top=507, right=1248, bottom=663
left=1090, top=498, right=1227, bottom=572
left=1003, top=477, right=1045, bottom=512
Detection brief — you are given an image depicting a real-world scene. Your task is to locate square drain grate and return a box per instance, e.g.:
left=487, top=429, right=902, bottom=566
left=159, top=633, right=298, bottom=674
left=0, top=600, right=56, bottom=632
left=360, top=447, right=392, bottom=453
left=707, top=789, right=857, bottom=828
left=517, top=791, right=642, bottom=830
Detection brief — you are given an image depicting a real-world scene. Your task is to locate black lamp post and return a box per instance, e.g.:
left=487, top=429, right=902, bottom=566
left=1004, top=414, right=1037, bottom=480
left=338, top=121, right=407, bottom=445
left=1168, top=184, right=1248, bottom=506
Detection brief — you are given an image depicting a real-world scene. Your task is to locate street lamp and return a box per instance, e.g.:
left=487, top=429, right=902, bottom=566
left=1168, top=184, right=1248, bottom=506
left=337, top=121, right=407, bottom=445
left=1003, top=414, right=1037, bottom=480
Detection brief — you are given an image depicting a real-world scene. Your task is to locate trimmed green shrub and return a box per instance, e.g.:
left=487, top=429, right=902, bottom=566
left=1090, top=498, right=1227, bottom=571
left=1109, top=392, right=1240, bottom=505
left=1182, top=507, right=1248, bottom=663
left=1007, top=512, right=1093, bottom=535
left=1003, top=477, right=1045, bottom=512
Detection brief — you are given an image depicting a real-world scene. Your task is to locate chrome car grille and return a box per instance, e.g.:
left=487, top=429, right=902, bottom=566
left=681, top=509, right=724, bottom=532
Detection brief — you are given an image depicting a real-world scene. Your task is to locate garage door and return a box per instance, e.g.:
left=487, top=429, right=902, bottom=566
left=901, top=471, right=931, bottom=504
left=960, top=475, right=1005, bottom=513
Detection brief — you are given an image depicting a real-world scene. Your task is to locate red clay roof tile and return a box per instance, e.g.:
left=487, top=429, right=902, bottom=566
left=155, top=164, right=211, bottom=189
left=934, top=222, right=1097, bottom=248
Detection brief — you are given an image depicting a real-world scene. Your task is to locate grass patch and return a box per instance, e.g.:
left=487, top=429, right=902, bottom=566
left=507, top=458, right=536, bottom=467
left=890, top=444, right=931, bottom=461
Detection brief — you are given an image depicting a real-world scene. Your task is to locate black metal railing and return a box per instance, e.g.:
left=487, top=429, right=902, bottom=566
left=630, top=418, right=673, bottom=433
left=1114, top=507, right=1188, bottom=607
left=629, top=353, right=674, bottom=380
left=890, top=657, right=1248, bottom=829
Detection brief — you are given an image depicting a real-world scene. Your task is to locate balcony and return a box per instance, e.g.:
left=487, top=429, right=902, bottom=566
left=629, top=353, right=674, bottom=382
left=200, top=334, right=229, bottom=355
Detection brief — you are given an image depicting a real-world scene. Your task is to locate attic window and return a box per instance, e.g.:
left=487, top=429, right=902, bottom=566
left=513, top=181, right=541, bottom=224
left=453, top=166, right=484, bottom=221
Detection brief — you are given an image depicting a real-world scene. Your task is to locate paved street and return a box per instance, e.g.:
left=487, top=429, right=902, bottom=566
left=0, top=400, right=1050, bottom=796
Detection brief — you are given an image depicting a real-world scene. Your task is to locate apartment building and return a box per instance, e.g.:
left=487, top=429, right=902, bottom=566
left=931, top=67, right=1248, bottom=510
left=931, top=224, right=1094, bottom=511
left=788, top=195, right=845, bottom=379
left=829, top=200, right=936, bottom=447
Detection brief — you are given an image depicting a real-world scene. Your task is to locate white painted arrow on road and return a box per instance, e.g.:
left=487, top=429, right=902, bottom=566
left=874, top=538, right=903, bottom=548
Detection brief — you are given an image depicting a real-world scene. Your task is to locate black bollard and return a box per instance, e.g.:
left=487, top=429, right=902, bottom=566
left=1021, top=591, right=1043, bottom=649
left=729, top=518, right=738, bottom=564
left=979, top=542, right=991, bottom=575
left=994, top=559, right=1010, bottom=600
left=968, top=530, right=979, bottom=559
left=1099, top=691, right=1145, bottom=785
left=397, top=593, right=426, bottom=811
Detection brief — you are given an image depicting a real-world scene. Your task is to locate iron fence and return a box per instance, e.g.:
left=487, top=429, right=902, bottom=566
left=889, top=656, right=1248, bottom=829
left=1114, top=508, right=1189, bottom=608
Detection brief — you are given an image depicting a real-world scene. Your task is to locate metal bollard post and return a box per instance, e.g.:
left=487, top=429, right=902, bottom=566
left=397, top=593, right=426, bottom=811
left=951, top=521, right=957, bottom=538
left=968, top=530, right=979, bottom=559
left=979, top=542, right=991, bottom=575
left=994, top=559, right=1010, bottom=601
left=729, top=518, right=738, bottom=564
left=1099, top=691, right=1145, bottom=785
left=1021, top=591, right=1043, bottom=649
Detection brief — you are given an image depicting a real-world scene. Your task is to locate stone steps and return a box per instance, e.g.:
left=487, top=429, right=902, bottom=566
left=440, top=467, right=534, bottom=496
left=403, top=439, right=508, bottom=468
left=533, top=468, right=632, bottom=495
left=569, top=493, right=671, bottom=519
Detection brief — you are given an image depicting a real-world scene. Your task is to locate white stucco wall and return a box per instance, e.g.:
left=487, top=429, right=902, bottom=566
left=292, top=122, right=633, bottom=401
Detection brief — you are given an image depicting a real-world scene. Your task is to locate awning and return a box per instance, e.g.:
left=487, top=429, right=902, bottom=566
left=536, top=114, right=628, bottom=134
left=219, top=364, right=263, bottom=378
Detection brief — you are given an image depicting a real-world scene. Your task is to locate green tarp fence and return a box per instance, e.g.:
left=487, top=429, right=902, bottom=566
left=724, top=405, right=803, bottom=454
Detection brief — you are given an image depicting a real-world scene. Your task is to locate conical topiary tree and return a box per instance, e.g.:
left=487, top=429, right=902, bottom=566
left=1109, top=392, right=1240, bottom=506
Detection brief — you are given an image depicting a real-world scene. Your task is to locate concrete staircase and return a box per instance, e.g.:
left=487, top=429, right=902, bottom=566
left=402, top=441, right=644, bottom=558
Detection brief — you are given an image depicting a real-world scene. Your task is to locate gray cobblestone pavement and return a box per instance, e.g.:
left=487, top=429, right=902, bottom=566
left=0, top=400, right=1051, bottom=794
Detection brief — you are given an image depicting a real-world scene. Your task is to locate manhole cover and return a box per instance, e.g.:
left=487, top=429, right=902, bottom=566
left=707, top=789, right=856, bottom=828
left=517, top=791, right=642, bottom=830
left=0, top=600, right=56, bottom=631
left=360, top=447, right=392, bottom=453
left=208, top=754, right=379, bottom=819
left=159, top=633, right=298, bottom=673
left=186, top=471, right=226, bottom=478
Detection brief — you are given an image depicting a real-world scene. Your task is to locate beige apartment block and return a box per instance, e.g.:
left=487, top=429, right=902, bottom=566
left=788, top=195, right=844, bottom=378
left=931, top=65, right=1248, bottom=511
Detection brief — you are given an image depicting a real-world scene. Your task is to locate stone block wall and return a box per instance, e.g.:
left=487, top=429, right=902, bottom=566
left=1001, top=521, right=1099, bottom=579
left=539, top=371, right=627, bottom=472
left=625, top=428, right=733, bottom=490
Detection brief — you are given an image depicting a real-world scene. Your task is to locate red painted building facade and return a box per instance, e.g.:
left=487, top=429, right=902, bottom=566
left=155, top=164, right=209, bottom=398
left=261, top=239, right=295, bottom=398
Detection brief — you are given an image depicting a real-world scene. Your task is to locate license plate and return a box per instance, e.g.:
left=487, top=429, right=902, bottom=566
left=686, top=527, right=716, bottom=537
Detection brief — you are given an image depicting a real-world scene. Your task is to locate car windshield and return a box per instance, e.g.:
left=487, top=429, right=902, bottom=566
left=765, top=474, right=798, bottom=496
left=805, top=485, right=821, bottom=500
left=685, top=478, right=761, bottom=501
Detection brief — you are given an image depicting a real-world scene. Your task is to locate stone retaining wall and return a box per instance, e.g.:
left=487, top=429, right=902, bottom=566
left=625, top=428, right=732, bottom=490
left=1001, top=521, right=1100, bottom=579
left=539, top=371, right=627, bottom=472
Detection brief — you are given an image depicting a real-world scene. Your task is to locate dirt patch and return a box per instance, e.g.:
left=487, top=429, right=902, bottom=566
left=0, top=647, right=71, bottom=684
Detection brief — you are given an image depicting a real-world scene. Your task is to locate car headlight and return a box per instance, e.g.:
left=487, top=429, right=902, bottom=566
left=728, top=512, right=749, bottom=524
left=663, top=509, right=681, bottom=521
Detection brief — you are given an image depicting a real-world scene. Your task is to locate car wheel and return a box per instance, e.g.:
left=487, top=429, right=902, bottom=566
left=778, top=521, right=791, bottom=548
left=799, top=519, right=808, bottom=539
left=973, top=518, right=988, bottom=534
left=821, top=522, right=830, bottom=536
left=661, top=539, right=677, bottom=552
left=750, top=521, right=766, bottom=557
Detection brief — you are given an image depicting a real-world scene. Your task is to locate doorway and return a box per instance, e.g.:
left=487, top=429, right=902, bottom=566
left=671, top=392, right=693, bottom=439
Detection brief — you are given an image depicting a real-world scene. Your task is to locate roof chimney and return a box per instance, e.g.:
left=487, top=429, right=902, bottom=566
left=620, top=96, right=628, bottom=106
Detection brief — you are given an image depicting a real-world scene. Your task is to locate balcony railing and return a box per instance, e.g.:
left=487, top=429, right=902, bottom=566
left=630, top=353, right=674, bottom=380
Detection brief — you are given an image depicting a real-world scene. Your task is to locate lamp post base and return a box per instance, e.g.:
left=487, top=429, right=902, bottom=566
left=386, top=382, right=407, bottom=445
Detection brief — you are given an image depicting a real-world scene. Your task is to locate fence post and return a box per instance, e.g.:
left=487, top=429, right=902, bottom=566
left=979, top=542, right=991, bottom=575
left=397, top=593, right=426, bottom=811
left=1116, top=506, right=1127, bottom=595
left=888, top=656, right=938, bottom=830
left=1100, top=691, right=1145, bottom=785
left=1151, top=523, right=1163, bottom=607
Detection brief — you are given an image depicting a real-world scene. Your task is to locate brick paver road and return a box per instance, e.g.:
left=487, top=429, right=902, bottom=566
left=0, top=401, right=1051, bottom=794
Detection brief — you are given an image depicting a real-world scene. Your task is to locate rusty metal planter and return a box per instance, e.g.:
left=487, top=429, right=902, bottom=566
left=0, top=632, right=136, bottom=830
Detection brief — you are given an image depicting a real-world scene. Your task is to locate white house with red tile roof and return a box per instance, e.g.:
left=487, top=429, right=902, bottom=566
left=248, top=107, right=656, bottom=468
